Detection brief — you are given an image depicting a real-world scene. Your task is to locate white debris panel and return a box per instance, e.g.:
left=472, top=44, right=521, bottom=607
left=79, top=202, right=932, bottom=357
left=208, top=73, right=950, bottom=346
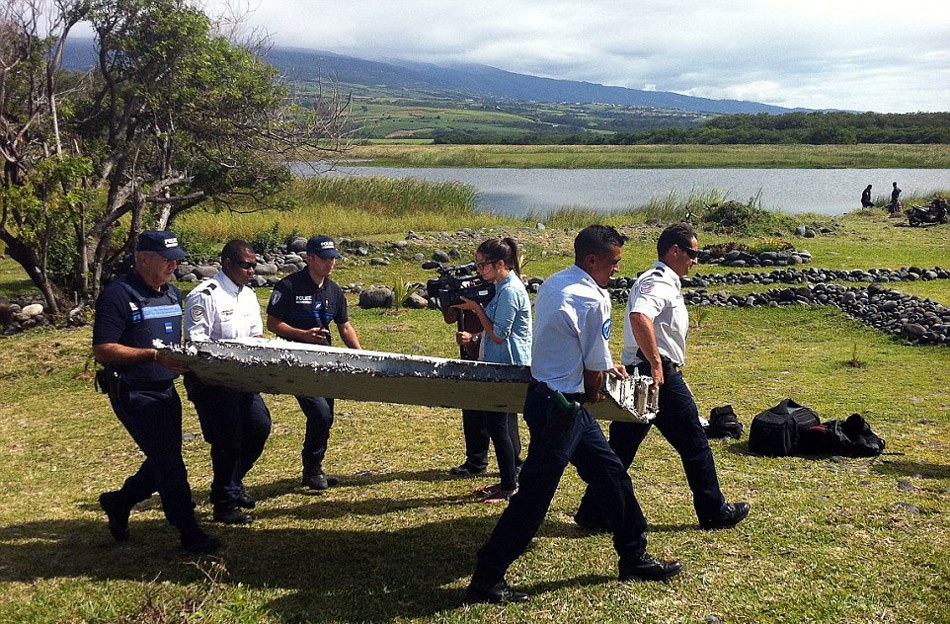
left=159, top=338, right=656, bottom=423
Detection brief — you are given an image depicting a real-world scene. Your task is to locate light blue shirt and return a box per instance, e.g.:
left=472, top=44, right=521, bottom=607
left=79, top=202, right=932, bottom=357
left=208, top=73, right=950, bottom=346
left=530, top=265, right=614, bottom=394
left=482, top=271, right=532, bottom=366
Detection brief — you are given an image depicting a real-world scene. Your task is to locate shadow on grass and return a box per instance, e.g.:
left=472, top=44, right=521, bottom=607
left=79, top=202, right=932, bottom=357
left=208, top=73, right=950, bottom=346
left=0, top=507, right=626, bottom=621
left=871, top=459, right=950, bottom=479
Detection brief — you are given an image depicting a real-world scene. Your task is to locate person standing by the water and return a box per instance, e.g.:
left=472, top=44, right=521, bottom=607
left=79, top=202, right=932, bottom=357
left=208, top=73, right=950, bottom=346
left=890, top=182, right=902, bottom=214
left=861, top=184, right=874, bottom=208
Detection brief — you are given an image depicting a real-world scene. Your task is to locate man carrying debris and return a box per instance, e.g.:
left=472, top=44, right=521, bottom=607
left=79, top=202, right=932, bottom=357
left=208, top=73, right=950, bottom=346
left=266, top=235, right=362, bottom=490
left=466, top=225, right=682, bottom=605
left=184, top=240, right=272, bottom=524
left=93, top=231, right=220, bottom=554
left=574, top=223, right=750, bottom=532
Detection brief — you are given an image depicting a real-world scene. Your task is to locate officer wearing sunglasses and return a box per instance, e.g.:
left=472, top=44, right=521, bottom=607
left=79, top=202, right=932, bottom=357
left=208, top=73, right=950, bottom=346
left=184, top=239, right=272, bottom=525
left=574, top=222, right=751, bottom=533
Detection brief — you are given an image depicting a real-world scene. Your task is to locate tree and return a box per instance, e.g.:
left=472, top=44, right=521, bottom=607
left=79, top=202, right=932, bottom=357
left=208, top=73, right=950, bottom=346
left=1, top=0, right=349, bottom=314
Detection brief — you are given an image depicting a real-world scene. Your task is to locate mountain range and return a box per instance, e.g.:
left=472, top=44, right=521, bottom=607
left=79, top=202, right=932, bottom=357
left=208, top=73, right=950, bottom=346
left=63, top=40, right=801, bottom=116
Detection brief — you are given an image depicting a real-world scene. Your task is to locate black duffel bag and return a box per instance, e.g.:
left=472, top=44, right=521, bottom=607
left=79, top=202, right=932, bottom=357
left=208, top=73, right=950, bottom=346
left=749, top=398, right=820, bottom=456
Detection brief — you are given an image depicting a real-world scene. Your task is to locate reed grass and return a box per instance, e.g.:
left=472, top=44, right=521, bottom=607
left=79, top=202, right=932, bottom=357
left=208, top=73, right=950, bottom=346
left=179, top=176, right=505, bottom=239
left=349, top=143, right=950, bottom=169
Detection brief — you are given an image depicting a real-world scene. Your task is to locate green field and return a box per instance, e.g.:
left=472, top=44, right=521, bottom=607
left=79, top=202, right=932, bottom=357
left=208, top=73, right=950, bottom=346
left=329, top=91, right=710, bottom=140
left=1, top=199, right=949, bottom=623
left=348, top=143, right=950, bottom=169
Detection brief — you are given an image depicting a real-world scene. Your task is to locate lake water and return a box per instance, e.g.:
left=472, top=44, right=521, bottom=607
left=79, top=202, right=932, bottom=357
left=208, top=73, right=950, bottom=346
left=292, top=164, right=950, bottom=217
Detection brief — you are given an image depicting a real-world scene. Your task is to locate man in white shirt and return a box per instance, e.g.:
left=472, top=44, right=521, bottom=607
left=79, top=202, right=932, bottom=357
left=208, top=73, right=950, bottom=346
left=466, top=225, right=682, bottom=605
left=184, top=240, right=272, bottom=525
left=574, top=223, right=750, bottom=532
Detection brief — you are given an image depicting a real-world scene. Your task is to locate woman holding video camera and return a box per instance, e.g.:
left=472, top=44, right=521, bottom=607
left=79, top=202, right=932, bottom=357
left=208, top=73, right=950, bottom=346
left=454, top=237, right=532, bottom=502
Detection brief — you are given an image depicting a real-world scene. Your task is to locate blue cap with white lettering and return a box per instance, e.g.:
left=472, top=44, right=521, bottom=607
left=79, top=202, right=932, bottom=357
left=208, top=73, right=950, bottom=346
left=306, top=234, right=341, bottom=259
left=138, top=230, right=189, bottom=260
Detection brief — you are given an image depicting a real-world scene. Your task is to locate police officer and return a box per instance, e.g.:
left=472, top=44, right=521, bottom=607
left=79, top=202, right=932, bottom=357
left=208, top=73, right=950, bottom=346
left=574, top=223, right=750, bottom=532
left=184, top=240, right=272, bottom=524
left=93, top=230, right=220, bottom=554
left=266, top=234, right=362, bottom=490
left=466, top=225, right=682, bottom=605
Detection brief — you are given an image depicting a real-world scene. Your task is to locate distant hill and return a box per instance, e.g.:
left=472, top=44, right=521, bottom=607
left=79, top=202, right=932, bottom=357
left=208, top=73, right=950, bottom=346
left=265, top=47, right=800, bottom=116
left=62, top=40, right=798, bottom=116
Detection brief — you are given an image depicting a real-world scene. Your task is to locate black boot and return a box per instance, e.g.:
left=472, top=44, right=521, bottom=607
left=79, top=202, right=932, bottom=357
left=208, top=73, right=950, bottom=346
left=236, top=487, right=256, bottom=510
left=619, top=553, right=683, bottom=582
left=212, top=503, right=253, bottom=525
left=179, top=524, right=222, bottom=554
left=99, top=491, right=132, bottom=542
left=302, top=464, right=339, bottom=490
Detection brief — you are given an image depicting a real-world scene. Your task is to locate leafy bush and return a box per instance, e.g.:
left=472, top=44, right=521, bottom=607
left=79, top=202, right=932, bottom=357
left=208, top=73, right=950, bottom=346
left=701, top=199, right=773, bottom=231
left=747, top=237, right=794, bottom=254
left=173, top=225, right=220, bottom=262
left=250, top=222, right=283, bottom=254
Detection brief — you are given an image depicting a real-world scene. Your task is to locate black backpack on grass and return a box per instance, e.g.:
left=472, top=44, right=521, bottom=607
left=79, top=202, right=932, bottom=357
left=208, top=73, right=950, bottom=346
left=749, top=398, right=820, bottom=456
left=798, top=413, right=886, bottom=457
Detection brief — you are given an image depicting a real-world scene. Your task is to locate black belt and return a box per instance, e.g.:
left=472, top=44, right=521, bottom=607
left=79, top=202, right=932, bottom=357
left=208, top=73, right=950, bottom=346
left=528, top=378, right=586, bottom=403
left=634, top=350, right=682, bottom=373
left=122, top=378, right=176, bottom=391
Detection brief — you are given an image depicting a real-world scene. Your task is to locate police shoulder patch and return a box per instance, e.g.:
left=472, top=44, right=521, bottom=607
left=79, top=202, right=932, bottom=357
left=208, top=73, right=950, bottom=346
left=270, top=290, right=282, bottom=305
left=638, top=278, right=655, bottom=295
left=190, top=304, right=205, bottom=322
left=602, top=318, right=612, bottom=340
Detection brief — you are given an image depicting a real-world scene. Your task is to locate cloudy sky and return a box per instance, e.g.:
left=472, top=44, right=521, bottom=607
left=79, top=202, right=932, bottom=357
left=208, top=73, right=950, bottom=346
left=207, top=0, right=949, bottom=113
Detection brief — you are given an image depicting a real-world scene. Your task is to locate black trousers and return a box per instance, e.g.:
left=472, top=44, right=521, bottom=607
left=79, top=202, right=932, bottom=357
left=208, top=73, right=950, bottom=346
left=472, top=382, right=648, bottom=586
left=106, top=379, right=197, bottom=529
left=461, top=409, right=522, bottom=471
left=297, top=395, right=334, bottom=468
left=184, top=374, right=272, bottom=506
left=575, top=361, right=726, bottom=527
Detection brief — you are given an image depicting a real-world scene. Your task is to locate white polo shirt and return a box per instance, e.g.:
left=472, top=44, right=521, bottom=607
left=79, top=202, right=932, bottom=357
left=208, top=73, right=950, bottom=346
left=531, top=264, right=615, bottom=394
left=185, top=271, right=263, bottom=341
left=623, top=261, right=689, bottom=367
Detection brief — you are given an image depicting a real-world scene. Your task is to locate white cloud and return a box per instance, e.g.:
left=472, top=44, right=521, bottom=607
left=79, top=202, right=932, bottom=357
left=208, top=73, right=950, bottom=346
left=204, top=0, right=950, bottom=112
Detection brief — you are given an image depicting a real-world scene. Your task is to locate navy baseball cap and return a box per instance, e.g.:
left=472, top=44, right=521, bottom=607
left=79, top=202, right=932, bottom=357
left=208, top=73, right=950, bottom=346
left=138, top=230, right=189, bottom=260
left=306, top=235, right=341, bottom=259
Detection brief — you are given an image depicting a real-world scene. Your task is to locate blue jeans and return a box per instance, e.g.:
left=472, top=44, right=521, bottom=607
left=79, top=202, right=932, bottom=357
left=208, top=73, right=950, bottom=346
left=107, top=380, right=197, bottom=529
left=575, top=362, right=726, bottom=527
left=185, top=375, right=272, bottom=505
left=472, top=382, right=648, bottom=585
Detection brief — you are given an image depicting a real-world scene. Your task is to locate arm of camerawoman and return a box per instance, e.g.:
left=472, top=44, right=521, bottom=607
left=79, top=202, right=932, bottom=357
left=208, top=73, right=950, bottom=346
left=629, top=311, right=663, bottom=388
left=93, top=343, right=190, bottom=375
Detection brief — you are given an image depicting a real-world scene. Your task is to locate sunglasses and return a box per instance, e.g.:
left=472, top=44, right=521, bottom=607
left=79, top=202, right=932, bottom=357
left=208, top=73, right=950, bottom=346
left=678, top=245, right=699, bottom=259
left=232, top=259, right=257, bottom=270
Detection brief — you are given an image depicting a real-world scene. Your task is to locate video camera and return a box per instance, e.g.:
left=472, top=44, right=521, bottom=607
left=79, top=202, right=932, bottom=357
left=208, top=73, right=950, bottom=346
left=423, top=261, right=495, bottom=309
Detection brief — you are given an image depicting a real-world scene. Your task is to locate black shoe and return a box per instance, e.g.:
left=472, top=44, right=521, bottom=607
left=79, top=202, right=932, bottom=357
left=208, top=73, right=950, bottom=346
left=619, top=553, right=683, bottom=582
left=236, top=488, right=256, bottom=510
left=213, top=504, right=253, bottom=525
left=99, top=491, right=131, bottom=542
left=180, top=526, right=222, bottom=554
left=573, top=511, right=612, bottom=534
left=302, top=467, right=340, bottom=490
left=699, top=502, right=751, bottom=530
left=465, top=580, right=529, bottom=604
left=449, top=463, right=486, bottom=477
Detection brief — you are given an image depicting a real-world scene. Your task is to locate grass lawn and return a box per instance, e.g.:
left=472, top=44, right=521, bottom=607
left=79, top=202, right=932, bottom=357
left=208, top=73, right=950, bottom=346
left=1, top=212, right=948, bottom=623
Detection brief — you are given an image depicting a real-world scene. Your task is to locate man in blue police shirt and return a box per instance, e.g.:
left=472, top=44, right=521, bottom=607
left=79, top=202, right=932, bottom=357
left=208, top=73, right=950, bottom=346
left=466, top=225, right=682, bottom=605
left=93, top=230, right=220, bottom=554
left=184, top=240, right=272, bottom=525
left=574, top=222, right=750, bottom=533
left=266, top=235, right=363, bottom=490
